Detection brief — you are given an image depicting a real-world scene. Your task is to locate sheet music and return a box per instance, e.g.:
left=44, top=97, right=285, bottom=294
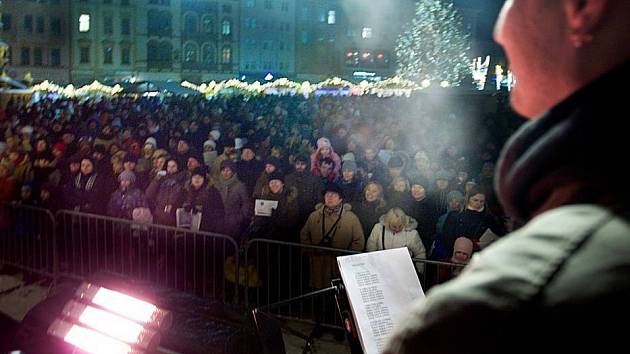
left=338, top=248, right=425, bottom=354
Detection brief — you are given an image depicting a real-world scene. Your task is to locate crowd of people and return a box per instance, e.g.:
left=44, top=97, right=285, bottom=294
left=0, top=92, right=520, bottom=277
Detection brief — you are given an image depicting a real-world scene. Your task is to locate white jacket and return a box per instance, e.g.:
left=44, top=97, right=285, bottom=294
left=366, top=216, right=426, bottom=274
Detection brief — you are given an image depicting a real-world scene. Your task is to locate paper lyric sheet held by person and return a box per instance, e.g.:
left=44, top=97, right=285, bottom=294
left=254, top=199, right=279, bottom=217
left=337, top=248, right=425, bottom=354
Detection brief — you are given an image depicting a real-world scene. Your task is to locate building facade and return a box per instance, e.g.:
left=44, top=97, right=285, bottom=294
left=69, top=0, right=138, bottom=83
left=1, top=0, right=71, bottom=83
left=0, top=0, right=500, bottom=85
left=239, top=0, right=296, bottom=80
left=294, top=0, right=415, bottom=82
left=69, top=0, right=240, bottom=83
left=179, top=0, right=239, bottom=83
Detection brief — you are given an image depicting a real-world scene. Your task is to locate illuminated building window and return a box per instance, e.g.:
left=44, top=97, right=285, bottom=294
left=79, top=14, right=90, bottom=32
left=362, top=27, right=372, bottom=39
left=327, top=10, right=336, bottom=25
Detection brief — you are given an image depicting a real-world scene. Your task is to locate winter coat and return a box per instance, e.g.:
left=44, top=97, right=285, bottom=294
left=300, top=203, right=364, bottom=288
left=351, top=199, right=388, bottom=248
left=236, top=158, right=264, bottom=197
left=284, top=171, right=323, bottom=223
left=250, top=186, right=299, bottom=242
left=181, top=183, right=225, bottom=233
left=107, top=187, right=149, bottom=220
left=362, top=157, right=388, bottom=184
left=366, top=216, right=426, bottom=274
left=64, top=172, right=105, bottom=214
left=145, top=172, right=186, bottom=226
left=11, top=155, right=34, bottom=187
left=215, top=174, right=251, bottom=238
left=339, top=178, right=363, bottom=205
left=0, top=175, right=16, bottom=228
left=408, top=197, right=438, bottom=251
left=433, top=208, right=506, bottom=259
left=384, top=61, right=630, bottom=354
left=310, top=150, right=342, bottom=177
left=32, top=150, right=55, bottom=190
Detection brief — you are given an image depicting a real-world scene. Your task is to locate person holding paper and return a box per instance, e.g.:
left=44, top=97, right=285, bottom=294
left=385, top=1, right=630, bottom=353
left=250, top=171, right=299, bottom=242
left=366, top=208, right=426, bottom=275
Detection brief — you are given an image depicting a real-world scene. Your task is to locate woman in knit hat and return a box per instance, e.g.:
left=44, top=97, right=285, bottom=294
left=249, top=170, right=299, bottom=242
left=107, top=170, right=149, bottom=220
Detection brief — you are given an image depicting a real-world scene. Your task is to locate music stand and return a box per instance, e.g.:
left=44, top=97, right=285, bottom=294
left=252, top=279, right=364, bottom=354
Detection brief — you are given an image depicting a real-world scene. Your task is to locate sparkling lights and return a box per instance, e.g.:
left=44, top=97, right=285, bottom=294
left=396, top=0, right=471, bottom=86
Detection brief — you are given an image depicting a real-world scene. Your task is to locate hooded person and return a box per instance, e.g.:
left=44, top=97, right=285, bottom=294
left=435, top=237, right=473, bottom=283
left=310, top=137, right=342, bottom=177
left=107, top=170, right=149, bottom=220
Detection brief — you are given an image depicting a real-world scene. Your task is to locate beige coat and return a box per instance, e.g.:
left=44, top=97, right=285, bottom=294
left=300, top=203, right=364, bottom=288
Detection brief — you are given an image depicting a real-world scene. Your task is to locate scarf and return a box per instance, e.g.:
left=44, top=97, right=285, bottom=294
left=324, top=204, right=342, bottom=217
left=496, top=61, right=630, bottom=222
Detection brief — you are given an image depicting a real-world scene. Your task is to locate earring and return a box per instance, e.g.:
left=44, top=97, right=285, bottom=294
left=570, top=32, right=594, bottom=48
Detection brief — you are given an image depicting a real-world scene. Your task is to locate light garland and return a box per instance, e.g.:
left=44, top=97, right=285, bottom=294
left=33, top=80, right=123, bottom=97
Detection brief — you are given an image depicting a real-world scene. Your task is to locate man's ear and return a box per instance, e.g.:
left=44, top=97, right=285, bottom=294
left=564, top=0, right=608, bottom=33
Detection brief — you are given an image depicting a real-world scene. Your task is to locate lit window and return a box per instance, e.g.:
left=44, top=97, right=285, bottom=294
left=221, top=46, right=231, bottom=63
left=361, top=27, right=372, bottom=39
left=327, top=10, right=336, bottom=25
left=79, top=14, right=90, bottom=32
left=221, top=19, right=231, bottom=35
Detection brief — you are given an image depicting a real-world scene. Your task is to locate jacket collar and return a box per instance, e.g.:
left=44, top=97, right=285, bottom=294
left=496, top=61, right=630, bottom=222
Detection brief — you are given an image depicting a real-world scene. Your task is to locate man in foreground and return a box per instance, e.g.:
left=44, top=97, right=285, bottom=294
left=385, top=1, right=630, bottom=353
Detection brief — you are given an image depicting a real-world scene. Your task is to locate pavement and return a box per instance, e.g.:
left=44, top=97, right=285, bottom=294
left=282, top=320, right=352, bottom=354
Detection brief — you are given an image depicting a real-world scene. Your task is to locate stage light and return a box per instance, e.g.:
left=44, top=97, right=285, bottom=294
left=75, top=283, right=171, bottom=328
left=61, top=300, right=157, bottom=348
left=48, top=319, right=139, bottom=354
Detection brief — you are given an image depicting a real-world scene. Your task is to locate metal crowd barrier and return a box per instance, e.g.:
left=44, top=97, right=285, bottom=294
left=0, top=203, right=57, bottom=280
left=0, top=204, right=241, bottom=303
left=55, top=210, right=241, bottom=303
left=0, top=202, right=467, bottom=320
left=242, top=238, right=466, bottom=329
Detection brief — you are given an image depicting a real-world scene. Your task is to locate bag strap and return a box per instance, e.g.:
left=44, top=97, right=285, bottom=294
left=381, top=225, right=386, bottom=250
left=320, top=204, right=344, bottom=246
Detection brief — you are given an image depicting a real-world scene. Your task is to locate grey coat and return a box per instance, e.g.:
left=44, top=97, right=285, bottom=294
left=215, top=175, right=251, bottom=238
